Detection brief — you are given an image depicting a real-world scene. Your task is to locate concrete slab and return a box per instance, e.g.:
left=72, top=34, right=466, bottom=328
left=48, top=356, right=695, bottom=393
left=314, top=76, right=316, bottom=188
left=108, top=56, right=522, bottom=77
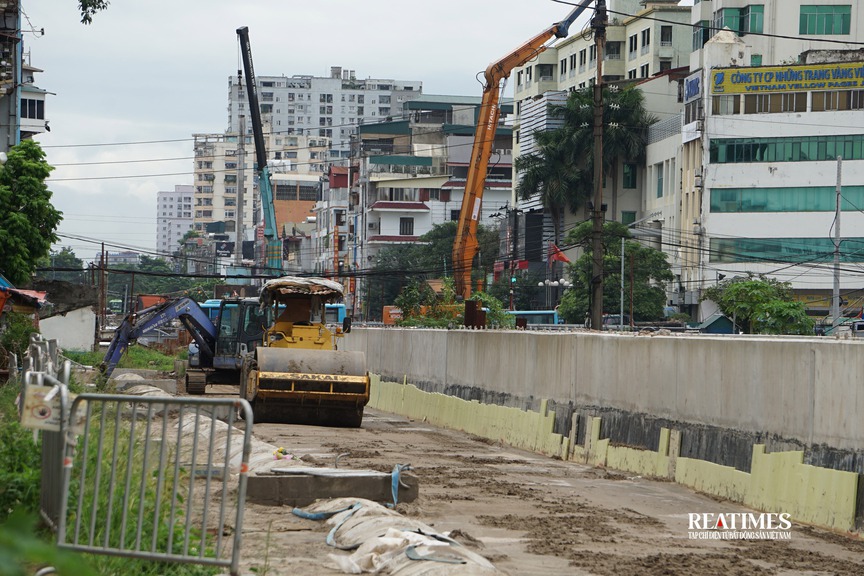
left=247, top=466, right=419, bottom=507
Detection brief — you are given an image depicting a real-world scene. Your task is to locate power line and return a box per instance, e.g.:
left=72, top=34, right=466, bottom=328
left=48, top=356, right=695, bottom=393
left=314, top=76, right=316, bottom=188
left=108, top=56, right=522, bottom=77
left=552, top=0, right=864, bottom=47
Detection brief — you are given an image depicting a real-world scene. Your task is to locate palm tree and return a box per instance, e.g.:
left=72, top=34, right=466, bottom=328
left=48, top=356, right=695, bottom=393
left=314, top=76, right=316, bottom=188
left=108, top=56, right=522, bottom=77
left=559, top=85, right=657, bottom=219
left=514, top=128, right=587, bottom=246
left=515, top=84, right=657, bottom=258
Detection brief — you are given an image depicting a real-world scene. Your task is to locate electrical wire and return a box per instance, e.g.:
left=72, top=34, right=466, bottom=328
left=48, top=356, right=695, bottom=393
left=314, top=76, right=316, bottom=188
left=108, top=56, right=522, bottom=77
left=551, top=0, right=864, bottom=47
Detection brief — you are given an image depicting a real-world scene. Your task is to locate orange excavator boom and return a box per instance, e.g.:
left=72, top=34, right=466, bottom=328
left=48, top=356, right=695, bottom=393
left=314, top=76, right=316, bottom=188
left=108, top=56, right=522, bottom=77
left=452, top=2, right=594, bottom=299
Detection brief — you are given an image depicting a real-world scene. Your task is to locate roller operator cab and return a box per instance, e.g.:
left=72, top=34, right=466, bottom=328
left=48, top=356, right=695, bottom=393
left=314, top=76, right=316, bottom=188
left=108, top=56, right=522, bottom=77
left=240, top=276, right=369, bottom=427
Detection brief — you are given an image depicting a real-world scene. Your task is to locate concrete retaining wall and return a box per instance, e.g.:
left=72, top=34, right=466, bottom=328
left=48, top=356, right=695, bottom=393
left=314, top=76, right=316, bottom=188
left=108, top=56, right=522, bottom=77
left=346, top=328, right=864, bottom=532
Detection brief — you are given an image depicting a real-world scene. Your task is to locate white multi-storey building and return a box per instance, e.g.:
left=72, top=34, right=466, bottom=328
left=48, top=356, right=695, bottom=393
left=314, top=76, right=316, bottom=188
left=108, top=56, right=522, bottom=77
left=191, top=128, right=329, bottom=244
left=156, top=185, right=195, bottom=258
left=690, top=0, right=863, bottom=71
left=677, top=1, right=864, bottom=320
left=226, top=66, right=422, bottom=162
left=679, top=32, right=864, bottom=319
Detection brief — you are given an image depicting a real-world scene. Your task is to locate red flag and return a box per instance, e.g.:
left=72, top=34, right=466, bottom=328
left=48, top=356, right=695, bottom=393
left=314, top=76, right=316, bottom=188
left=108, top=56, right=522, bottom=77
left=549, top=243, right=570, bottom=264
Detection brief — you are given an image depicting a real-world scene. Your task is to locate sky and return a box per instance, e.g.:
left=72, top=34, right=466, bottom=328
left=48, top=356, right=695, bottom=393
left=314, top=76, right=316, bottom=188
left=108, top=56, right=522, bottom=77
left=25, top=0, right=674, bottom=262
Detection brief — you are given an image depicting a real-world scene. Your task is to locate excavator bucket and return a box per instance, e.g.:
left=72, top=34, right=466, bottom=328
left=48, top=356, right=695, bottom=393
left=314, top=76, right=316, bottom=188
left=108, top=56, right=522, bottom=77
left=244, top=347, right=369, bottom=427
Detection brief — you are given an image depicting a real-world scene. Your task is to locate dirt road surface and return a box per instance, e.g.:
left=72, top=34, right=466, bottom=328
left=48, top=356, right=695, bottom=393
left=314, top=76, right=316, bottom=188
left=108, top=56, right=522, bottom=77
left=234, top=408, right=864, bottom=575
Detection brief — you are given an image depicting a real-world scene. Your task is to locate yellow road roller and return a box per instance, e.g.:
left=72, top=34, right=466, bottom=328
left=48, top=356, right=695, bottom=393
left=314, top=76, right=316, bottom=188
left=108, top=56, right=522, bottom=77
left=240, top=276, right=369, bottom=427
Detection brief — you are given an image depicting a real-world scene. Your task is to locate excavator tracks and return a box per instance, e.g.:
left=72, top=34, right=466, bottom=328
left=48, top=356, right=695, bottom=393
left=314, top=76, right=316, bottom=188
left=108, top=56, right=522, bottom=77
left=185, top=370, right=208, bottom=395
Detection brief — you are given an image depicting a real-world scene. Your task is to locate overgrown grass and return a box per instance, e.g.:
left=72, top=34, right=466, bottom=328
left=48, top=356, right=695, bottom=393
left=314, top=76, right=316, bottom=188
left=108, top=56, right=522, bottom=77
left=0, top=373, right=217, bottom=575
left=0, top=380, right=42, bottom=520
left=66, top=346, right=179, bottom=373
left=67, top=404, right=217, bottom=576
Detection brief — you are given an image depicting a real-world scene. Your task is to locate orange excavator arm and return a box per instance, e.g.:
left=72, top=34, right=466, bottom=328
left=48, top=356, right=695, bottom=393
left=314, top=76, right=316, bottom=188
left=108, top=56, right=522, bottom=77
left=452, top=2, right=594, bottom=300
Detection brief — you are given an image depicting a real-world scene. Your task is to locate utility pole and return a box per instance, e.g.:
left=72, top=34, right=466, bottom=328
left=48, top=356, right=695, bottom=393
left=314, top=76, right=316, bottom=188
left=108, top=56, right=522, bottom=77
left=99, top=243, right=106, bottom=331
left=510, top=207, right=519, bottom=310
left=832, top=156, right=842, bottom=331
left=589, top=1, right=607, bottom=330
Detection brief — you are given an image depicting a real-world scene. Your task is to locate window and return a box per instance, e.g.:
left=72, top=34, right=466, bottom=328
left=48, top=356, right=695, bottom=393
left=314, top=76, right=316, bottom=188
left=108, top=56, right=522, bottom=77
left=751, top=54, right=763, bottom=66
left=714, top=8, right=741, bottom=34
left=711, top=236, right=864, bottom=263
left=660, top=61, right=672, bottom=72
left=606, top=41, right=621, bottom=60
left=628, top=69, right=637, bottom=80
left=579, top=49, right=587, bottom=68
left=712, top=95, right=740, bottom=115
left=537, top=63, right=554, bottom=81
left=710, top=135, right=864, bottom=164
left=743, top=92, right=806, bottom=114
left=655, top=164, right=664, bottom=198
left=560, top=58, right=567, bottom=76
left=693, top=21, right=710, bottom=50
left=20, top=98, right=44, bottom=119
left=641, top=28, right=651, bottom=47
left=800, top=5, right=851, bottom=35
left=628, top=34, right=638, bottom=55
left=813, top=90, right=864, bottom=111
left=399, top=217, right=414, bottom=236
left=742, top=5, right=764, bottom=34
left=661, top=26, right=672, bottom=46
left=569, top=54, right=577, bottom=70
left=589, top=45, right=597, bottom=62
left=622, top=211, right=637, bottom=226
left=640, top=63, right=650, bottom=78
left=450, top=210, right=460, bottom=221
left=623, top=163, right=637, bottom=188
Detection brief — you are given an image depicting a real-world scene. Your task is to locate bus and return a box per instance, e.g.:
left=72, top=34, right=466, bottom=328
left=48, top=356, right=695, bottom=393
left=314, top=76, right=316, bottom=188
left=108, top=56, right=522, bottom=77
left=325, top=303, right=347, bottom=324
left=507, top=309, right=560, bottom=326
left=200, top=299, right=223, bottom=322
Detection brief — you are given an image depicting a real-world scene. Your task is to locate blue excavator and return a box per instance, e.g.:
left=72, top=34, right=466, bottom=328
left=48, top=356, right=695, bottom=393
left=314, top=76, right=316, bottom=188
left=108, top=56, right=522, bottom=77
left=101, top=297, right=268, bottom=394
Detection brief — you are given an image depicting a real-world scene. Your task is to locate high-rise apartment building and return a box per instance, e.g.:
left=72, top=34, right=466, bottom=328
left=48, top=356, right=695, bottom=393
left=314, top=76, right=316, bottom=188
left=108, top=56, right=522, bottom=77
left=156, top=185, right=195, bottom=258
left=226, top=66, right=422, bottom=161
left=191, top=129, right=329, bottom=246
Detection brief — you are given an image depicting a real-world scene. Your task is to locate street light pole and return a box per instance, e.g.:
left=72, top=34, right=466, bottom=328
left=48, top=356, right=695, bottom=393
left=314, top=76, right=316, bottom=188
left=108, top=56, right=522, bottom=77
left=620, top=212, right=662, bottom=330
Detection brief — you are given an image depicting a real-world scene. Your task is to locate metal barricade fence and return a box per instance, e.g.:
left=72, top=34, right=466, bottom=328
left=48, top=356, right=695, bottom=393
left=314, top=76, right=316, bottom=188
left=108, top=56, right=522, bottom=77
left=18, top=334, right=254, bottom=574
left=56, top=394, right=253, bottom=576
left=19, top=334, right=70, bottom=530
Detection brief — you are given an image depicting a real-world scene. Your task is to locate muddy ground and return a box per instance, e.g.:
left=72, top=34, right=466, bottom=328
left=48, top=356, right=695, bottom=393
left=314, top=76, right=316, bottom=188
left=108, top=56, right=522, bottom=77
left=232, top=408, right=864, bottom=576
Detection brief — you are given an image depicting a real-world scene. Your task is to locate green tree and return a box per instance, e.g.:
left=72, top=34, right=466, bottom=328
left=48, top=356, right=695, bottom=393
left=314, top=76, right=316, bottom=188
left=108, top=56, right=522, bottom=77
left=702, top=274, right=814, bottom=335
left=366, top=222, right=500, bottom=320
left=104, top=256, right=219, bottom=306
left=0, top=140, right=61, bottom=285
left=515, top=129, right=587, bottom=245
left=488, top=273, right=543, bottom=311
left=515, top=85, right=657, bottom=244
left=558, top=85, right=657, bottom=217
left=180, top=230, right=200, bottom=245
left=557, top=221, right=673, bottom=324
left=35, top=247, right=85, bottom=283
left=78, top=0, right=109, bottom=24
